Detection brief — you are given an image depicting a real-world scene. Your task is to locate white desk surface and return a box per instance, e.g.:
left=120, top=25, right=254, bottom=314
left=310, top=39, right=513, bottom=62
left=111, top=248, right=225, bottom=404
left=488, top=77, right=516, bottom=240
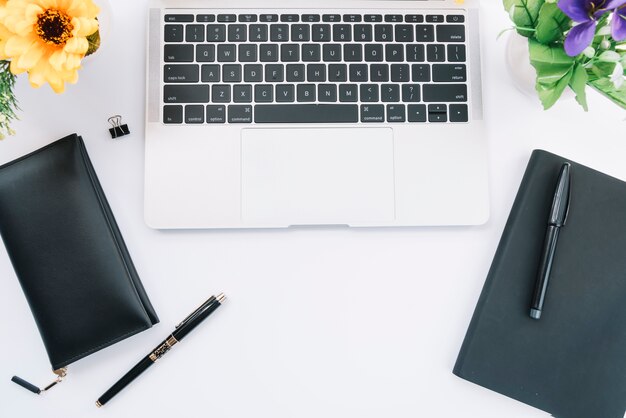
left=1, top=2, right=625, bottom=417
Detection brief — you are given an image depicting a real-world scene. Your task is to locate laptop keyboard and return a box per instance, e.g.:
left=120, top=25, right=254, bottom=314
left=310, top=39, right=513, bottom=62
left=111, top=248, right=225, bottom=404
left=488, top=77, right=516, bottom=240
left=161, top=11, right=469, bottom=124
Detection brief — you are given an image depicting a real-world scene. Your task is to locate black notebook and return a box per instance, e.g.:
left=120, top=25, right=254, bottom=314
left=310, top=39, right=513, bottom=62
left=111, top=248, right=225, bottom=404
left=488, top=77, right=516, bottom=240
left=454, top=150, right=626, bottom=418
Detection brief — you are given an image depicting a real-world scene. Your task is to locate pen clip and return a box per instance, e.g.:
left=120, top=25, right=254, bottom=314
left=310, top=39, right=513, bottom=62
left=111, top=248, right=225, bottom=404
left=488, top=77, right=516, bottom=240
left=175, top=295, right=216, bottom=329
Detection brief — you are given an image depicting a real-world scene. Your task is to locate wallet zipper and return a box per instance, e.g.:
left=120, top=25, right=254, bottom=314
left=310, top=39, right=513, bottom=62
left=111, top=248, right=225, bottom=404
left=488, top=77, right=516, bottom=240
left=11, top=367, right=67, bottom=394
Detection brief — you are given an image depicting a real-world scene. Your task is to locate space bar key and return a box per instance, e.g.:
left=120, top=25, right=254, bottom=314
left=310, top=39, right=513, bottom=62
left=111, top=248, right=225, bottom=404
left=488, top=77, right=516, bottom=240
left=254, top=104, right=358, bottom=123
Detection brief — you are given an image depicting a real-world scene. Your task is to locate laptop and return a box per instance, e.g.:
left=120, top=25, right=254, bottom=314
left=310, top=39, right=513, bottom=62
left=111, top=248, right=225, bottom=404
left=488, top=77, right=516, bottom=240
left=144, top=0, right=489, bottom=228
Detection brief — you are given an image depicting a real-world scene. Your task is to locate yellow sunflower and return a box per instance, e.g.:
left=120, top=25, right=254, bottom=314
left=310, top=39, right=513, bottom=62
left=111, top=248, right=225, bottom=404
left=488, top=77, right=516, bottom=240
left=0, top=0, right=99, bottom=93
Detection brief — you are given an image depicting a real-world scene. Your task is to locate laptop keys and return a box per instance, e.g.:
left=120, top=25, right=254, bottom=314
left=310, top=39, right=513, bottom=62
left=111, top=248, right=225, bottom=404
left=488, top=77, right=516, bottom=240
left=165, top=14, right=193, bottom=23
left=437, top=25, right=465, bottom=42
left=206, top=105, right=226, bottom=123
left=228, top=105, right=253, bottom=123
left=163, top=105, right=183, bottom=123
left=432, top=64, right=467, bottom=82
left=361, top=104, right=384, bottom=122
left=206, top=24, right=226, bottom=42
left=386, top=104, right=405, bottom=122
left=238, top=14, right=257, bottom=22
left=164, top=44, right=194, bottom=62
left=423, top=84, right=468, bottom=102
left=255, top=104, right=358, bottom=123
left=164, top=85, right=209, bottom=103
left=164, top=64, right=199, bottom=83
left=185, top=105, right=205, bottom=123
left=185, top=25, right=205, bottom=42
left=217, top=14, right=236, bottom=22
left=428, top=104, right=447, bottom=122
left=449, top=104, right=469, bottom=122
left=161, top=11, right=469, bottom=124
left=164, top=25, right=183, bottom=42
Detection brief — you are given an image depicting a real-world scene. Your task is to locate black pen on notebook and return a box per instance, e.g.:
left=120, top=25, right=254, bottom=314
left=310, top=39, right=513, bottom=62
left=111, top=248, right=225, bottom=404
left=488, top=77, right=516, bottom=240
left=96, top=293, right=226, bottom=407
left=530, top=163, right=571, bottom=320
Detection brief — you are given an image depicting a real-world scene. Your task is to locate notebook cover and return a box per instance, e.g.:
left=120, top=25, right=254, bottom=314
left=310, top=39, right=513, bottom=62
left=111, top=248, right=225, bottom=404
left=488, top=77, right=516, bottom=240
left=454, top=150, right=626, bottom=418
left=0, top=134, right=159, bottom=370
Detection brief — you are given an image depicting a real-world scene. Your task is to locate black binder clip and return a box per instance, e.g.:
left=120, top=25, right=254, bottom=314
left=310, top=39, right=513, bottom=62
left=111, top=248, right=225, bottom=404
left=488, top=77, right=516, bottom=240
left=108, top=115, right=130, bottom=139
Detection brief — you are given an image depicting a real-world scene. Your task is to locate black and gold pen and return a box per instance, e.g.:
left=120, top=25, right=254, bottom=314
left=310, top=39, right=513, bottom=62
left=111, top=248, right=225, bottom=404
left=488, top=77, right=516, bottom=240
left=96, top=293, right=226, bottom=407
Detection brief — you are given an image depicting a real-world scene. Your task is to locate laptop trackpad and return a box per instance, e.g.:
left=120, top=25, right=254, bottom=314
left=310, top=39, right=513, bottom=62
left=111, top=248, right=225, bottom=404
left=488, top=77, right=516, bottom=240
left=241, top=128, right=395, bottom=226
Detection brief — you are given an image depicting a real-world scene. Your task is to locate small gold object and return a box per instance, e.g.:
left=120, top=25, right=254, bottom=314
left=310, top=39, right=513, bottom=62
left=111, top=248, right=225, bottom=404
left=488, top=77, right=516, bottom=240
left=42, top=367, right=68, bottom=392
left=149, top=335, right=178, bottom=362
left=96, top=400, right=103, bottom=408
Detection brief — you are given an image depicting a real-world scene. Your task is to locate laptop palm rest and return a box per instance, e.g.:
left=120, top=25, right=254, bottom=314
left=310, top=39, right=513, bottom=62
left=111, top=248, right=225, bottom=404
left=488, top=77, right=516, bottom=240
left=241, top=128, right=396, bottom=226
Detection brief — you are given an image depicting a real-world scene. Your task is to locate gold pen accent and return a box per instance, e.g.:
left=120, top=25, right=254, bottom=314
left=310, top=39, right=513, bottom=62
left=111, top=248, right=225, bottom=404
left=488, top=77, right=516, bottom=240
left=148, top=335, right=178, bottom=362
left=96, top=400, right=102, bottom=408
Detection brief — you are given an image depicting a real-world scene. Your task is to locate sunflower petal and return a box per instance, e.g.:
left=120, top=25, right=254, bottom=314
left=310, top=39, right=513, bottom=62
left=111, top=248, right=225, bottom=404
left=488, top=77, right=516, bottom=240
left=48, top=77, right=66, bottom=93
left=14, top=19, right=36, bottom=37
left=48, top=48, right=68, bottom=71
left=0, top=23, right=11, bottom=58
left=4, top=34, right=37, bottom=56
left=55, top=0, right=74, bottom=11
left=64, top=35, right=87, bottom=53
left=9, top=58, right=28, bottom=74
left=35, top=0, right=58, bottom=10
left=63, top=52, right=81, bottom=70
left=27, top=61, right=49, bottom=87
left=16, top=41, right=45, bottom=69
left=67, top=0, right=99, bottom=18
left=64, top=68, right=78, bottom=84
left=71, top=16, right=98, bottom=37
left=24, top=4, right=44, bottom=24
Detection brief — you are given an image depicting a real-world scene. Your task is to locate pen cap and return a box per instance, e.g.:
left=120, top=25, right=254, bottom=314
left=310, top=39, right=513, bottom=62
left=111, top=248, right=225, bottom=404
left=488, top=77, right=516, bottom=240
left=549, top=163, right=571, bottom=226
left=173, top=297, right=223, bottom=340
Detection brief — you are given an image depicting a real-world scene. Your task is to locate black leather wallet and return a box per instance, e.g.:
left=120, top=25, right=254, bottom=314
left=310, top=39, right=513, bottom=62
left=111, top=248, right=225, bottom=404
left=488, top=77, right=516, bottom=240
left=0, top=134, right=158, bottom=387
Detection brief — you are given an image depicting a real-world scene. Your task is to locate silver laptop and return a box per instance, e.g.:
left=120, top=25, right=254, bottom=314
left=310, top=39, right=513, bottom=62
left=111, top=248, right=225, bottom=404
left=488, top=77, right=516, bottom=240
left=145, top=0, right=489, bottom=228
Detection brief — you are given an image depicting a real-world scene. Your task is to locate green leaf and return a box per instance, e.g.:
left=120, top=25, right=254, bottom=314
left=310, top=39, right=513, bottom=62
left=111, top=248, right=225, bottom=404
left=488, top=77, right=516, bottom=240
left=528, top=38, right=575, bottom=70
left=503, top=0, right=545, bottom=37
left=588, top=77, right=626, bottom=110
left=569, top=64, right=589, bottom=111
left=535, top=2, right=570, bottom=44
left=528, top=39, right=576, bottom=109
left=590, top=61, right=619, bottom=79
left=85, top=30, right=100, bottom=57
left=536, top=67, right=574, bottom=109
left=598, top=51, right=621, bottom=62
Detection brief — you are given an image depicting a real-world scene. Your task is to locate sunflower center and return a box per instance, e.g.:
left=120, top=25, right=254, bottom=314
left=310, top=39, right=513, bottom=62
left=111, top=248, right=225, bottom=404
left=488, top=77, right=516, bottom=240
left=36, top=9, right=74, bottom=46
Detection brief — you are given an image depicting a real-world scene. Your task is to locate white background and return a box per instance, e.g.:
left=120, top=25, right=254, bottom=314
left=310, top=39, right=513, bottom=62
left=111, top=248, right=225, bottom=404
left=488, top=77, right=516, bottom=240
left=1, top=1, right=625, bottom=418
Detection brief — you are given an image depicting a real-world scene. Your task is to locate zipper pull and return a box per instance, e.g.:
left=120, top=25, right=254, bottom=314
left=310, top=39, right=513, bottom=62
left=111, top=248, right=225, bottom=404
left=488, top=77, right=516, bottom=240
left=11, top=368, right=68, bottom=394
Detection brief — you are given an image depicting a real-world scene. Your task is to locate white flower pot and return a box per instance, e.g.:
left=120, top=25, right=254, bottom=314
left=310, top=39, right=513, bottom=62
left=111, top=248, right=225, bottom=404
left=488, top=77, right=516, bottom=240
left=505, top=31, right=573, bottom=101
left=505, top=31, right=538, bottom=97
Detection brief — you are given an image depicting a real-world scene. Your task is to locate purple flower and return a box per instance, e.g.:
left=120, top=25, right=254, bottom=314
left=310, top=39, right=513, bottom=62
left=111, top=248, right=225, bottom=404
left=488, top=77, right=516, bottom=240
left=614, top=6, right=626, bottom=40
left=558, top=0, right=626, bottom=56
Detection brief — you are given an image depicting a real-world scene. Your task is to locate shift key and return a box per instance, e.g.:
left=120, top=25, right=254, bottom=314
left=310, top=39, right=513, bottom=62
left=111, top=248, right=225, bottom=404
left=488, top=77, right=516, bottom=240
left=423, top=84, right=467, bottom=102
left=164, top=85, right=210, bottom=103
